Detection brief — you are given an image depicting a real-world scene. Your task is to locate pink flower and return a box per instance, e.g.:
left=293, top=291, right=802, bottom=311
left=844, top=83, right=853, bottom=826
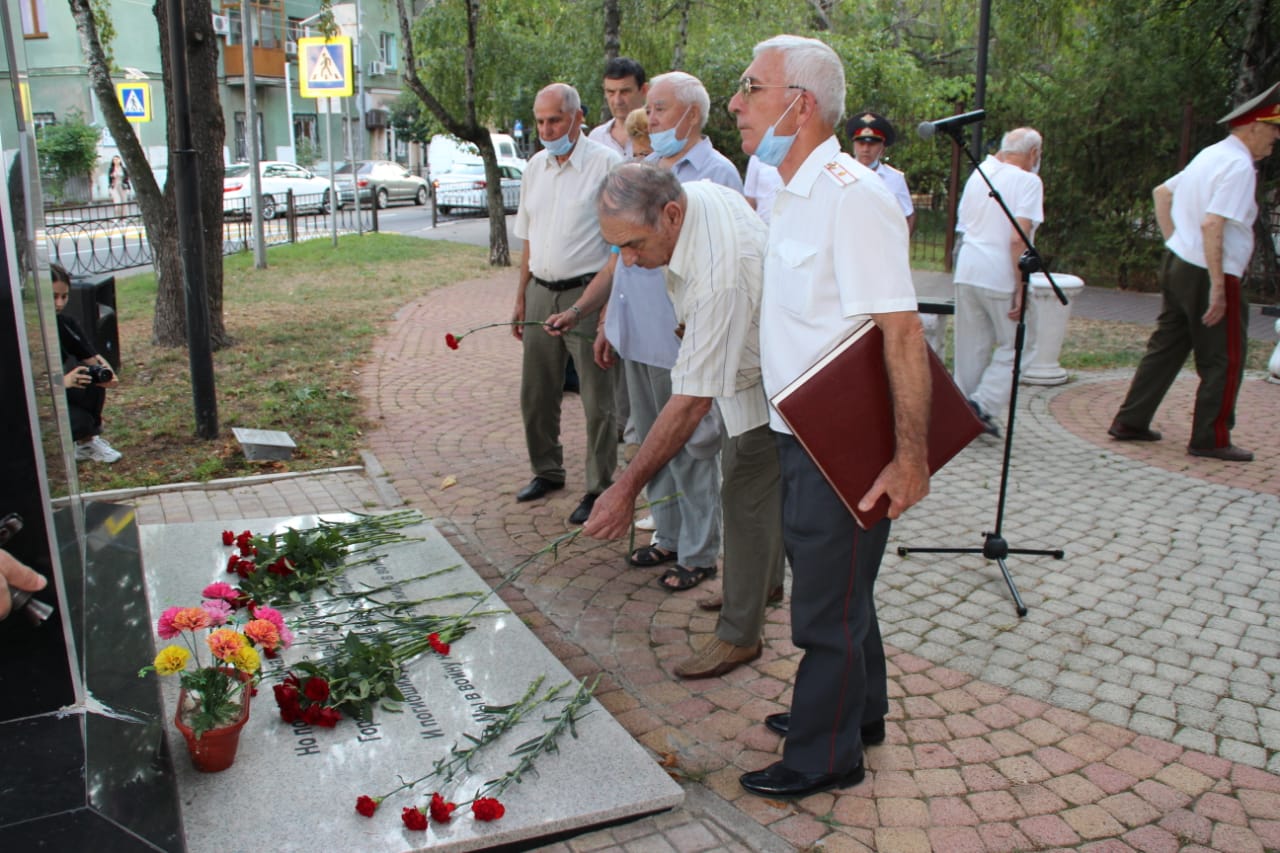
left=251, top=605, right=285, bottom=629
left=201, top=599, right=233, bottom=625
left=472, top=796, right=505, bottom=821
left=202, top=581, right=238, bottom=601
left=156, top=606, right=184, bottom=639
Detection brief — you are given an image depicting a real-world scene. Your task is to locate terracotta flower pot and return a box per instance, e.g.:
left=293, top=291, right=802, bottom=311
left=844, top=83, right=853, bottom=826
left=174, top=675, right=252, bottom=773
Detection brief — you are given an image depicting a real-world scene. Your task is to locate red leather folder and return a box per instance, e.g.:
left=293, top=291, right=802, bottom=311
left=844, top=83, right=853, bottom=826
left=770, top=320, right=984, bottom=529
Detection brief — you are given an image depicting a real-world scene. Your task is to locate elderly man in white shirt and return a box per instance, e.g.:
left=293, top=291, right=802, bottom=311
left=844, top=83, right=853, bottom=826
left=511, top=83, right=622, bottom=525
left=577, top=163, right=784, bottom=681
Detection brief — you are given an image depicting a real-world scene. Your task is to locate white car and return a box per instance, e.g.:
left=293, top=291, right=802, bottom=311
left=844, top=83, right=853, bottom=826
left=432, top=161, right=522, bottom=214
left=223, top=161, right=338, bottom=219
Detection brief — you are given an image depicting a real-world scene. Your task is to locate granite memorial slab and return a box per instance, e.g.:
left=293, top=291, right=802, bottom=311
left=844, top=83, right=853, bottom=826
left=140, top=515, right=683, bottom=852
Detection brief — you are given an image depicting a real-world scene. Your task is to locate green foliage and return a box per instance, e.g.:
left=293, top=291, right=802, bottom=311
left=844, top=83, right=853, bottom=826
left=388, top=90, right=442, bottom=144
left=36, top=110, right=101, bottom=200
left=294, top=136, right=320, bottom=167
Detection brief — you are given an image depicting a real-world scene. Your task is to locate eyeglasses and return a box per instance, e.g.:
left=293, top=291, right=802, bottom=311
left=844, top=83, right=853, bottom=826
left=735, top=78, right=807, bottom=100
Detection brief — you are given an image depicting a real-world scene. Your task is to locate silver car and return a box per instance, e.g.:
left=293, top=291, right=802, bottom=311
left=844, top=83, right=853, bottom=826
left=337, top=160, right=430, bottom=209
left=432, top=162, right=522, bottom=214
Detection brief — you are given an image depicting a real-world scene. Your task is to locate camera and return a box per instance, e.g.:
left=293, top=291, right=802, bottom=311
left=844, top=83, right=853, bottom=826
left=85, top=363, right=113, bottom=384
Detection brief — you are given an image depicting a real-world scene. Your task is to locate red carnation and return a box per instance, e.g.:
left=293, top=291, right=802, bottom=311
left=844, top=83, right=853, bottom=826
left=304, top=676, right=331, bottom=702
left=226, top=554, right=240, bottom=574
left=401, top=806, right=428, bottom=831
left=235, top=530, right=254, bottom=550
left=472, top=796, right=505, bottom=821
left=355, top=795, right=380, bottom=818
left=428, top=633, right=451, bottom=656
left=445, top=333, right=460, bottom=350
left=314, top=706, right=342, bottom=727
left=429, top=792, right=456, bottom=823
left=221, top=530, right=235, bottom=546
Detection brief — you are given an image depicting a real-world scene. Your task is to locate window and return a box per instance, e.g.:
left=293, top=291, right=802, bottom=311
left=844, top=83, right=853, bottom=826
left=293, top=113, right=318, bottom=146
left=378, top=32, right=397, bottom=69
left=233, top=112, right=265, bottom=162
left=32, top=112, right=56, bottom=131
left=21, top=0, right=48, bottom=38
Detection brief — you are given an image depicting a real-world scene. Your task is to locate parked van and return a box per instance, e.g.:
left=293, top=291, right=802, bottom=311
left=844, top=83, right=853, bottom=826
left=427, top=132, right=525, bottom=177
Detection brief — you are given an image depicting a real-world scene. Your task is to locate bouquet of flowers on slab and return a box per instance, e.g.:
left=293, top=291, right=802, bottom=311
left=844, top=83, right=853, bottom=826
left=221, top=510, right=423, bottom=606
left=140, top=584, right=293, bottom=738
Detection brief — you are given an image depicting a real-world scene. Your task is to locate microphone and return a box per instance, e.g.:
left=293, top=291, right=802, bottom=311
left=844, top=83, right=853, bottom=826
left=917, top=109, right=986, bottom=140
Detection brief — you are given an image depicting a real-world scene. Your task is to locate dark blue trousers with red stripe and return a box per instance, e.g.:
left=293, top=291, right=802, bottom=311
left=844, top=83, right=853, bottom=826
left=1115, top=251, right=1249, bottom=450
left=775, top=433, right=889, bottom=775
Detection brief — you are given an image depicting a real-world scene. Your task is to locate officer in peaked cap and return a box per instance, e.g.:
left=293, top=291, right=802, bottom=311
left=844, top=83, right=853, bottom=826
left=845, top=111, right=914, bottom=232
left=1109, top=81, right=1280, bottom=462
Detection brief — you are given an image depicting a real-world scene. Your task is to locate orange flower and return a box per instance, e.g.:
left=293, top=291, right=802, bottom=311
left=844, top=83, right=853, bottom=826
left=207, top=627, right=246, bottom=661
left=171, top=607, right=213, bottom=632
left=243, top=618, right=281, bottom=651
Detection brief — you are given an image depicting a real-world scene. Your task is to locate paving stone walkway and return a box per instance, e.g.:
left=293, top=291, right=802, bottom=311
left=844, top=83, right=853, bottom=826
left=126, top=269, right=1280, bottom=851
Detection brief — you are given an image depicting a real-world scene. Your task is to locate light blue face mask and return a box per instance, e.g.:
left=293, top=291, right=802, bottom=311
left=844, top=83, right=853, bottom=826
left=649, top=105, right=693, bottom=158
left=540, top=131, right=574, bottom=157
left=754, top=94, right=803, bottom=167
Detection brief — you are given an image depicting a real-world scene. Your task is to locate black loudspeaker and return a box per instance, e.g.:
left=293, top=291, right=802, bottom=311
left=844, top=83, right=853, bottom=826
left=66, top=274, right=120, bottom=371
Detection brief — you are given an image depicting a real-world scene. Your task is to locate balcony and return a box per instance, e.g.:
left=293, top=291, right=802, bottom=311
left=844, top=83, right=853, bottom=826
left=220, top=1, right=288, bottom=80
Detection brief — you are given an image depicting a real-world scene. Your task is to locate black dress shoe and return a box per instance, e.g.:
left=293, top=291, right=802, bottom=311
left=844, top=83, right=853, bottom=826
left=516, top=477, right=564, bottom=502
left=740, top=760, right=864, bottom=799
left=1108, top=421, right=1162, bottom=442
left=1188, top=444, right=1254, bottom=462
left=568, top=493, right=598, bottom=525
left=764, top=713, right=885, bottom=745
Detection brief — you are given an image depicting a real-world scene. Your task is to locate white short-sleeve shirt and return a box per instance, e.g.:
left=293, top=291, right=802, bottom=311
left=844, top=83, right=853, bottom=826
left=953, top=155, right=1044, bottom=293
left=1164, top=133, right=1259, bottom=276
left=873, top=161, right=915, bottom=219
left=665, top=181, right=770, bottom=437
left=743, top=155, right=784, bottom=225
left=760, top=136, right=918, bottom=434
left=514, top=135, right=621, bottom=281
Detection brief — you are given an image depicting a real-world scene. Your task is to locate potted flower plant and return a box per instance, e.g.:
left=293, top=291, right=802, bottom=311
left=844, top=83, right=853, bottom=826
left=140, top=586, right=291, bottom=772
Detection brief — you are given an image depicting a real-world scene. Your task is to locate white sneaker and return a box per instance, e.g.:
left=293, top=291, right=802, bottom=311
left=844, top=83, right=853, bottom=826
left=76, top=435, right=121, bottom=463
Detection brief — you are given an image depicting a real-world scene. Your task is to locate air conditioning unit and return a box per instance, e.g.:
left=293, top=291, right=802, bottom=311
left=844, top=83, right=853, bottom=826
left=285, top=41, right=298, bottom=56
left=211, top=14, right=230, bottom=36
left=368, top=60, right=386, bottom=76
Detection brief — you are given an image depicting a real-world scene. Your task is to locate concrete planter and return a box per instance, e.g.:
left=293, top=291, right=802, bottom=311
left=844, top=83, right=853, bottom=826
left=1021, top=272, right=1086, bottom=386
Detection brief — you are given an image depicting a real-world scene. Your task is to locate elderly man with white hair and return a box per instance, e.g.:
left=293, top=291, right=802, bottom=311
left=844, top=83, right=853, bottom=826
left=728, top=34, right=931, bottom=800
left=951, top=126, right=1045, bottom=437
left=548, top=71, right=743, bottom=600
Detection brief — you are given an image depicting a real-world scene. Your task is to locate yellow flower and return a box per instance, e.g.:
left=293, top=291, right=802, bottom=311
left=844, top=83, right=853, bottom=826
left=153, top=645, right=190, bottom=676
left=230, top=644, right=261, bottom=675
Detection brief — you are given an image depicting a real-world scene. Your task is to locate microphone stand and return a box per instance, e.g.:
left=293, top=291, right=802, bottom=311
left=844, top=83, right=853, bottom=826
left=897, top=125, right=1068, bottom=618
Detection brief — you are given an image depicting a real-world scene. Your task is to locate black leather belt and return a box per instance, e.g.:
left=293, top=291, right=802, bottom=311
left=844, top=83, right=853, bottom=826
left=534, top=273, right=594, bottom=292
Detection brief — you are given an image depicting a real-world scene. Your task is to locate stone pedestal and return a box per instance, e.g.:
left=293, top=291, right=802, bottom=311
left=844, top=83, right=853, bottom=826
left=1021, top=272, right=1086, bottom=385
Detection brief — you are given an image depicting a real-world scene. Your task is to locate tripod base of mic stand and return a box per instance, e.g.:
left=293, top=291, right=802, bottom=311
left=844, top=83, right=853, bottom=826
left=897, top=534, right=1063, bottom=617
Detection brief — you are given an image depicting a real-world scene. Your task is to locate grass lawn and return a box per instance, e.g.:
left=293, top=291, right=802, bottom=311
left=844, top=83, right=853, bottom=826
left=73, top=234, right=492, bottom=494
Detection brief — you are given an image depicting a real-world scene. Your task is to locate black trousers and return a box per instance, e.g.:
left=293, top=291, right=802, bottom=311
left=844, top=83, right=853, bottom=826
left=1115, top=251, right=1248, bottom=449
left=66, top=386, right=105, bottom=441
left=776, top=433, right=890, bottom=774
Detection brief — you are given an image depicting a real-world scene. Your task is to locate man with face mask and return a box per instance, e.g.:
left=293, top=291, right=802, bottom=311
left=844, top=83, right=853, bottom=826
left=511, top=83, right=621, bottom=525
left=728, top=35, right=931, bottom=799
left=547, top=72, right=744, bottom=604
left=951, top=127, right=1045, bottom=438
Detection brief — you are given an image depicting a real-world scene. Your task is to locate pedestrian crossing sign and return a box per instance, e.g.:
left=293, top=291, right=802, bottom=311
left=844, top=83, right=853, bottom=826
left=298, top=36, right=353, bottom=98
left=116, top=82, right=151, bottom=123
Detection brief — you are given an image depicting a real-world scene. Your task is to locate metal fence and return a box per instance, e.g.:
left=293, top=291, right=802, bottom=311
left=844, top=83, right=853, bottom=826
left=44, top=192, right=377, bottom=276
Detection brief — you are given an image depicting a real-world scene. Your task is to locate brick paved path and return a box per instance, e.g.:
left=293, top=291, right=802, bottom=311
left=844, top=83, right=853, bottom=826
left=129, top=269, right=1280, bottom=851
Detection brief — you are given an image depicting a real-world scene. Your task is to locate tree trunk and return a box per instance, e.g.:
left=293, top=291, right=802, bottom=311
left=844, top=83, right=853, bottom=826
left=68, top=0, right=228, bottom=348
left=395, top=0, right=510, bottom=266
left=1236, top=0, right=1277, bottom=299
left=672, top=0, right=691, bottom=71
left=601, top=0, right=620, bottom=124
